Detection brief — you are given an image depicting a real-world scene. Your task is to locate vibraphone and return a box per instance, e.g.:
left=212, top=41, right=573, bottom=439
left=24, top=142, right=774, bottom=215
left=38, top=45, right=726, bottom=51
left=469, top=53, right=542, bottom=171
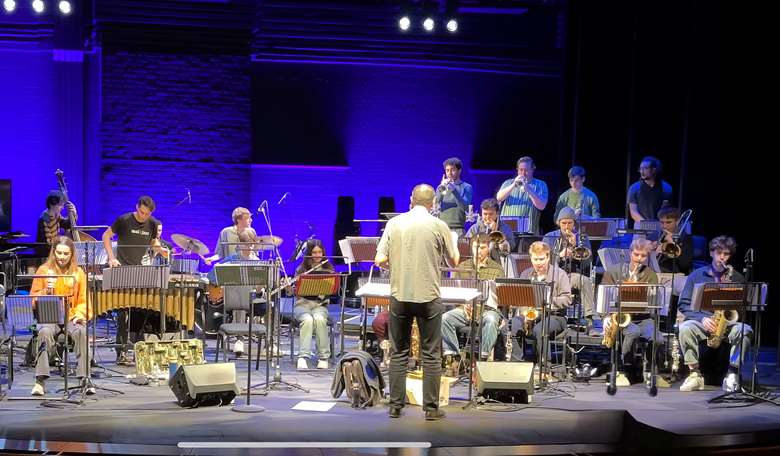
left=94, top=271, right=205, bottom=330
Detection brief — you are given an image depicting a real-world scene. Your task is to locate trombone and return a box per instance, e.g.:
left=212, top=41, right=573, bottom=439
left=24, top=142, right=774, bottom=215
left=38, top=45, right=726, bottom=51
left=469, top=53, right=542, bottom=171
left=659, top=209, right=692, bottom=259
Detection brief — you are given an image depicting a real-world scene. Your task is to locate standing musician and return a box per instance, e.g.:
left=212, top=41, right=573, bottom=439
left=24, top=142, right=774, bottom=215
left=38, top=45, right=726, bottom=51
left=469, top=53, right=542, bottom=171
left=434, top=157, right=473, bottom=236
left=293, top=239, right=336, bottom=370
left=542, top=207, right=596, bottom=329
left=29, top=236, right=92, bottom=395
left=627, top=156, right=673, bottom=225
left=36, top=190, right=79, bottom=245
left=204, top=207, right=257, bottom=265
left=375, top=184, right=458, bottom=421
left=677, top=236, right=752, bottom=393
left=441, top=234, right=505, bottom=374
left=509, top=241, right=572, bottom=362
left=602, top=239, right=658, bottom=385
left=553, top=166, right=601, bottom=222
left=465, top=198, right=516, bottom=263
left=101, top=195, right=162, bottom=365
left=496, top=156, right=549, bottom=235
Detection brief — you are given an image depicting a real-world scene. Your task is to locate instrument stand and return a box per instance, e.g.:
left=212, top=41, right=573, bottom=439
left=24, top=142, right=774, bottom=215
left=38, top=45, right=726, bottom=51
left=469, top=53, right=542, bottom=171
left=706, top=276, right=778, bottom=406
left=233, top=290, right=265, bottom=413
left=462, top=262, right=483, bottom=410
left=69, top=241, right=123, bottom=402
left=249, top=208, right=310, bottom=395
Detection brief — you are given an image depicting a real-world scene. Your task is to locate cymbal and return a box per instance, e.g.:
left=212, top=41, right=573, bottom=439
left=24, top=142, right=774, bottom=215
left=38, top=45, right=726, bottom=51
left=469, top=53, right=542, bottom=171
left=171, top=233, right=210, bottom=255
left=256, top=235, right=283, bottom=250
left=0, top=231, right=29, bottom=240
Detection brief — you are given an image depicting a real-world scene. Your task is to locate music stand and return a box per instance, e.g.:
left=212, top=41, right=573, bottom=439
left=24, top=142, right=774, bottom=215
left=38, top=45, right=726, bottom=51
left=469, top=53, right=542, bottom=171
left=293, top=272, right=342, bottom=361
left=339, top=237, right=380, bottom=351
left=213, top=262, right=271, bottom=412
left=692, top=282, right=775, bottom=405
left=4, top=292, right=72, bottom=401
left=495, top=278, right=555, bottom=391
left=72, top=239, right=124, bottom=398
left=597, top=283, right=664, bottom=397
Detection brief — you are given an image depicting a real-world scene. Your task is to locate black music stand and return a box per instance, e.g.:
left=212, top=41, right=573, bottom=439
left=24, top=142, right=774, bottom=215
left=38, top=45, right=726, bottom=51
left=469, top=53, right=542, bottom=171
left=213, top=262, right=271, bottom=412
left=496, top=278, right=559, bottom=392
left=696, top=282, right=776, bottom=405
left=292, top=272, right=342, bottom=362
left=340, top=236, right=380, bottom=351
left=599, top=283, right=664, bottom=397
left=71, top=241, right=124, bottom=399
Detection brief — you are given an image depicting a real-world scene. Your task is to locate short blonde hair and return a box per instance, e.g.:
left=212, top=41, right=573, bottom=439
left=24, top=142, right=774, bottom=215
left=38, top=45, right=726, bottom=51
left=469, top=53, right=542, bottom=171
left=232, top=207, right=250, bottom=224
left=528, top=241, right=550, bottom=256
left=630, top=239, right=652, bottom=254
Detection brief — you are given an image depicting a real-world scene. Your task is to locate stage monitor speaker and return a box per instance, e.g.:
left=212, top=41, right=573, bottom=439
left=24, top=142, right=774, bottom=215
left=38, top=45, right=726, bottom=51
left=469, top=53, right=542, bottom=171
left=475, top=361, right=534, bottom=403
left=169, top=362, right=240, bottom=408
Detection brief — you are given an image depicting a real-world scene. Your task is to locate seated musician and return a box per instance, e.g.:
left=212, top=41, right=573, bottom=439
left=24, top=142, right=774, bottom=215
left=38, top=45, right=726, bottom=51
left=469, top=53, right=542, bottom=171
left=602, top=239, right=658, bottom=385
left=465, top=198, right=516, bottom=263
left=29, top=236, right=93, bottom=396
left=677, top=236, right=752, bottom=393
left=203, top=207, right=257, bottom=265
left=207, top=231, right=267, bottom=356
left=654, top=206, right=693, bottom=275
left=542, top=207, right=597, bottom=332
left=509, top=241, right=572, bottom=361
left=441, top=234, right=505, bottom=374
left=294, top=239, right=335, bottom=370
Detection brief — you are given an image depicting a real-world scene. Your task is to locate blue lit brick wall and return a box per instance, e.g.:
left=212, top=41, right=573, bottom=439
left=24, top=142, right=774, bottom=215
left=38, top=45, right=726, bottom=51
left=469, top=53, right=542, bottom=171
left=99, top=51, right=252, bottom=250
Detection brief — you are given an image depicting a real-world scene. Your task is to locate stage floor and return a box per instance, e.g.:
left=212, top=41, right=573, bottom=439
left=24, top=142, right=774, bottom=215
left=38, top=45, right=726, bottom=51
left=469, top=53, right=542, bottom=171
left=2, top=319, right=780, bottom=455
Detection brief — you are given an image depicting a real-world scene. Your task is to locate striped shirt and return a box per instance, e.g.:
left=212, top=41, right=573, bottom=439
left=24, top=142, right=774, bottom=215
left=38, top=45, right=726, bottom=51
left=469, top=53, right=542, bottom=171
left=499, top=177, right=548, bottom=235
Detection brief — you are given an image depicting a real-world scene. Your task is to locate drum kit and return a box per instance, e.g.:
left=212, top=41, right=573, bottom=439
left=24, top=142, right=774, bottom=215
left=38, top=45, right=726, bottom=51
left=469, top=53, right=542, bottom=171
left=168, top=232, right=283, bottom=335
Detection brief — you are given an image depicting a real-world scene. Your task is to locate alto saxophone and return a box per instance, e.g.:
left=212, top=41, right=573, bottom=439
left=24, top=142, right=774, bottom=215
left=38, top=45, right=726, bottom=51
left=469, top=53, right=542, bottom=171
left=706, top=265, right=739, bottom=349
left=602, top=267, right=637, bottom=348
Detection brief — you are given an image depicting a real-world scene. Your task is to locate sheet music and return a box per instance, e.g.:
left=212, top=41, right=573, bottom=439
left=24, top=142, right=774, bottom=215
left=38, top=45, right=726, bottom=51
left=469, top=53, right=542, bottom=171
left=596, top=284, right=665, bottom=314
left=691, top=282, right=767, bottom=312
left=355, top=282, right=480, bottom=303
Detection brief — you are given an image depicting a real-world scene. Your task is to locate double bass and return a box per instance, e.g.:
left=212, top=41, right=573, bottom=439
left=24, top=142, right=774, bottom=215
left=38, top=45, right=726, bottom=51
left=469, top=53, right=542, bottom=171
left=54, top=169, right=92, bottom=242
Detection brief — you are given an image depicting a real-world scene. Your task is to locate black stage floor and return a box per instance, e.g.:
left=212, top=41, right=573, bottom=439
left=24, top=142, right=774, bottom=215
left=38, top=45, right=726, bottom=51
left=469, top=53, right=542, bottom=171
left=2, top=318, right=780, bottom=455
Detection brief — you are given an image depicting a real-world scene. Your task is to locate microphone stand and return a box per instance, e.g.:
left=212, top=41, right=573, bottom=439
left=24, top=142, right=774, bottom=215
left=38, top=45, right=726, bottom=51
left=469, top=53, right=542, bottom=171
left=250, top=203, right=308, bottom=393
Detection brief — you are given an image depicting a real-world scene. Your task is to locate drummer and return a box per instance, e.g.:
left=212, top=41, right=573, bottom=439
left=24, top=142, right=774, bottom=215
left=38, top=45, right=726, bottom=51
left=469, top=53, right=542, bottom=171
left=204, top=207, right=257, bottom=265
left=206, top=231, right=267, bottom=357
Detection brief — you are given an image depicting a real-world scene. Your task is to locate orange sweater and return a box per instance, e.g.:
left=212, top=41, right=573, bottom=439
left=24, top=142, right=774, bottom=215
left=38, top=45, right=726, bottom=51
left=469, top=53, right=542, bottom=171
left=30, top=265, right=88, bottom=322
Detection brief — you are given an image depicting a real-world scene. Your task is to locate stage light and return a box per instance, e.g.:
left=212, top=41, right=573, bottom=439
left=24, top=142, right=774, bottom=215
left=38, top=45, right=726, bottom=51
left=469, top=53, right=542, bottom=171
left=58, top=0, right=71, bottom=15
left=31, top=0, right=44, bottom=14
left=422, top=17, right=434, bottom=32
left=398, top=16, right=411, bottom=31
left=446, top=19, right=458, bottom=33
left=3, top=0, right=16, bottom=13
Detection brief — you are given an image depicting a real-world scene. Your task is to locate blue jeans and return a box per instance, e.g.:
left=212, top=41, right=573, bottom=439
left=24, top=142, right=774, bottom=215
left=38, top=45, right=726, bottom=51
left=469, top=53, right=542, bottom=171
left=442, top=307, right=502, bottom=358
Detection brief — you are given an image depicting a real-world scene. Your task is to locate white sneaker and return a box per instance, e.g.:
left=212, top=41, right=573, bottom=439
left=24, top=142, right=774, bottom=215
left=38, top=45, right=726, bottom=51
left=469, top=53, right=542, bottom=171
left=297, top=357, right=308, bottom=369
left=233, top=339, right=244, bottom=356
left=680, top=371, right=705, bottom=392
left=722, top=372, right=740, bottom=392
left=30, top=382, right=45, bottom=396
left=317, top=359, right=328, bottom=369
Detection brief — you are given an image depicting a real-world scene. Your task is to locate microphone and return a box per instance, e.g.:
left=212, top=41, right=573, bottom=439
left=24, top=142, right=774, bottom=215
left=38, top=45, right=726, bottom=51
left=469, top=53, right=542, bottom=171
left=277, top=192, right=291, bottom=205
left=257, top=200, right=268, bottom=213
left=186, top=188, right=191, bottom=204
left=744, top=248, right=754, bottom=263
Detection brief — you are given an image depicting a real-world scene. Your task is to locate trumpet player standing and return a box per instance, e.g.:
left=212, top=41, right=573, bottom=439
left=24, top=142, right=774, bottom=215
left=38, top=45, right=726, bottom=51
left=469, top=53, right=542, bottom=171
left=677, top=236, right=751, bottom=393
left=497, top=156, right=548, bottom=235
left=553, top=166, right=600, bottom=222
left=543, top=207, right=597, bottom=331
left=434, top=157, right=473, bottom=236
left=602, top=239, right=658, bottom=384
